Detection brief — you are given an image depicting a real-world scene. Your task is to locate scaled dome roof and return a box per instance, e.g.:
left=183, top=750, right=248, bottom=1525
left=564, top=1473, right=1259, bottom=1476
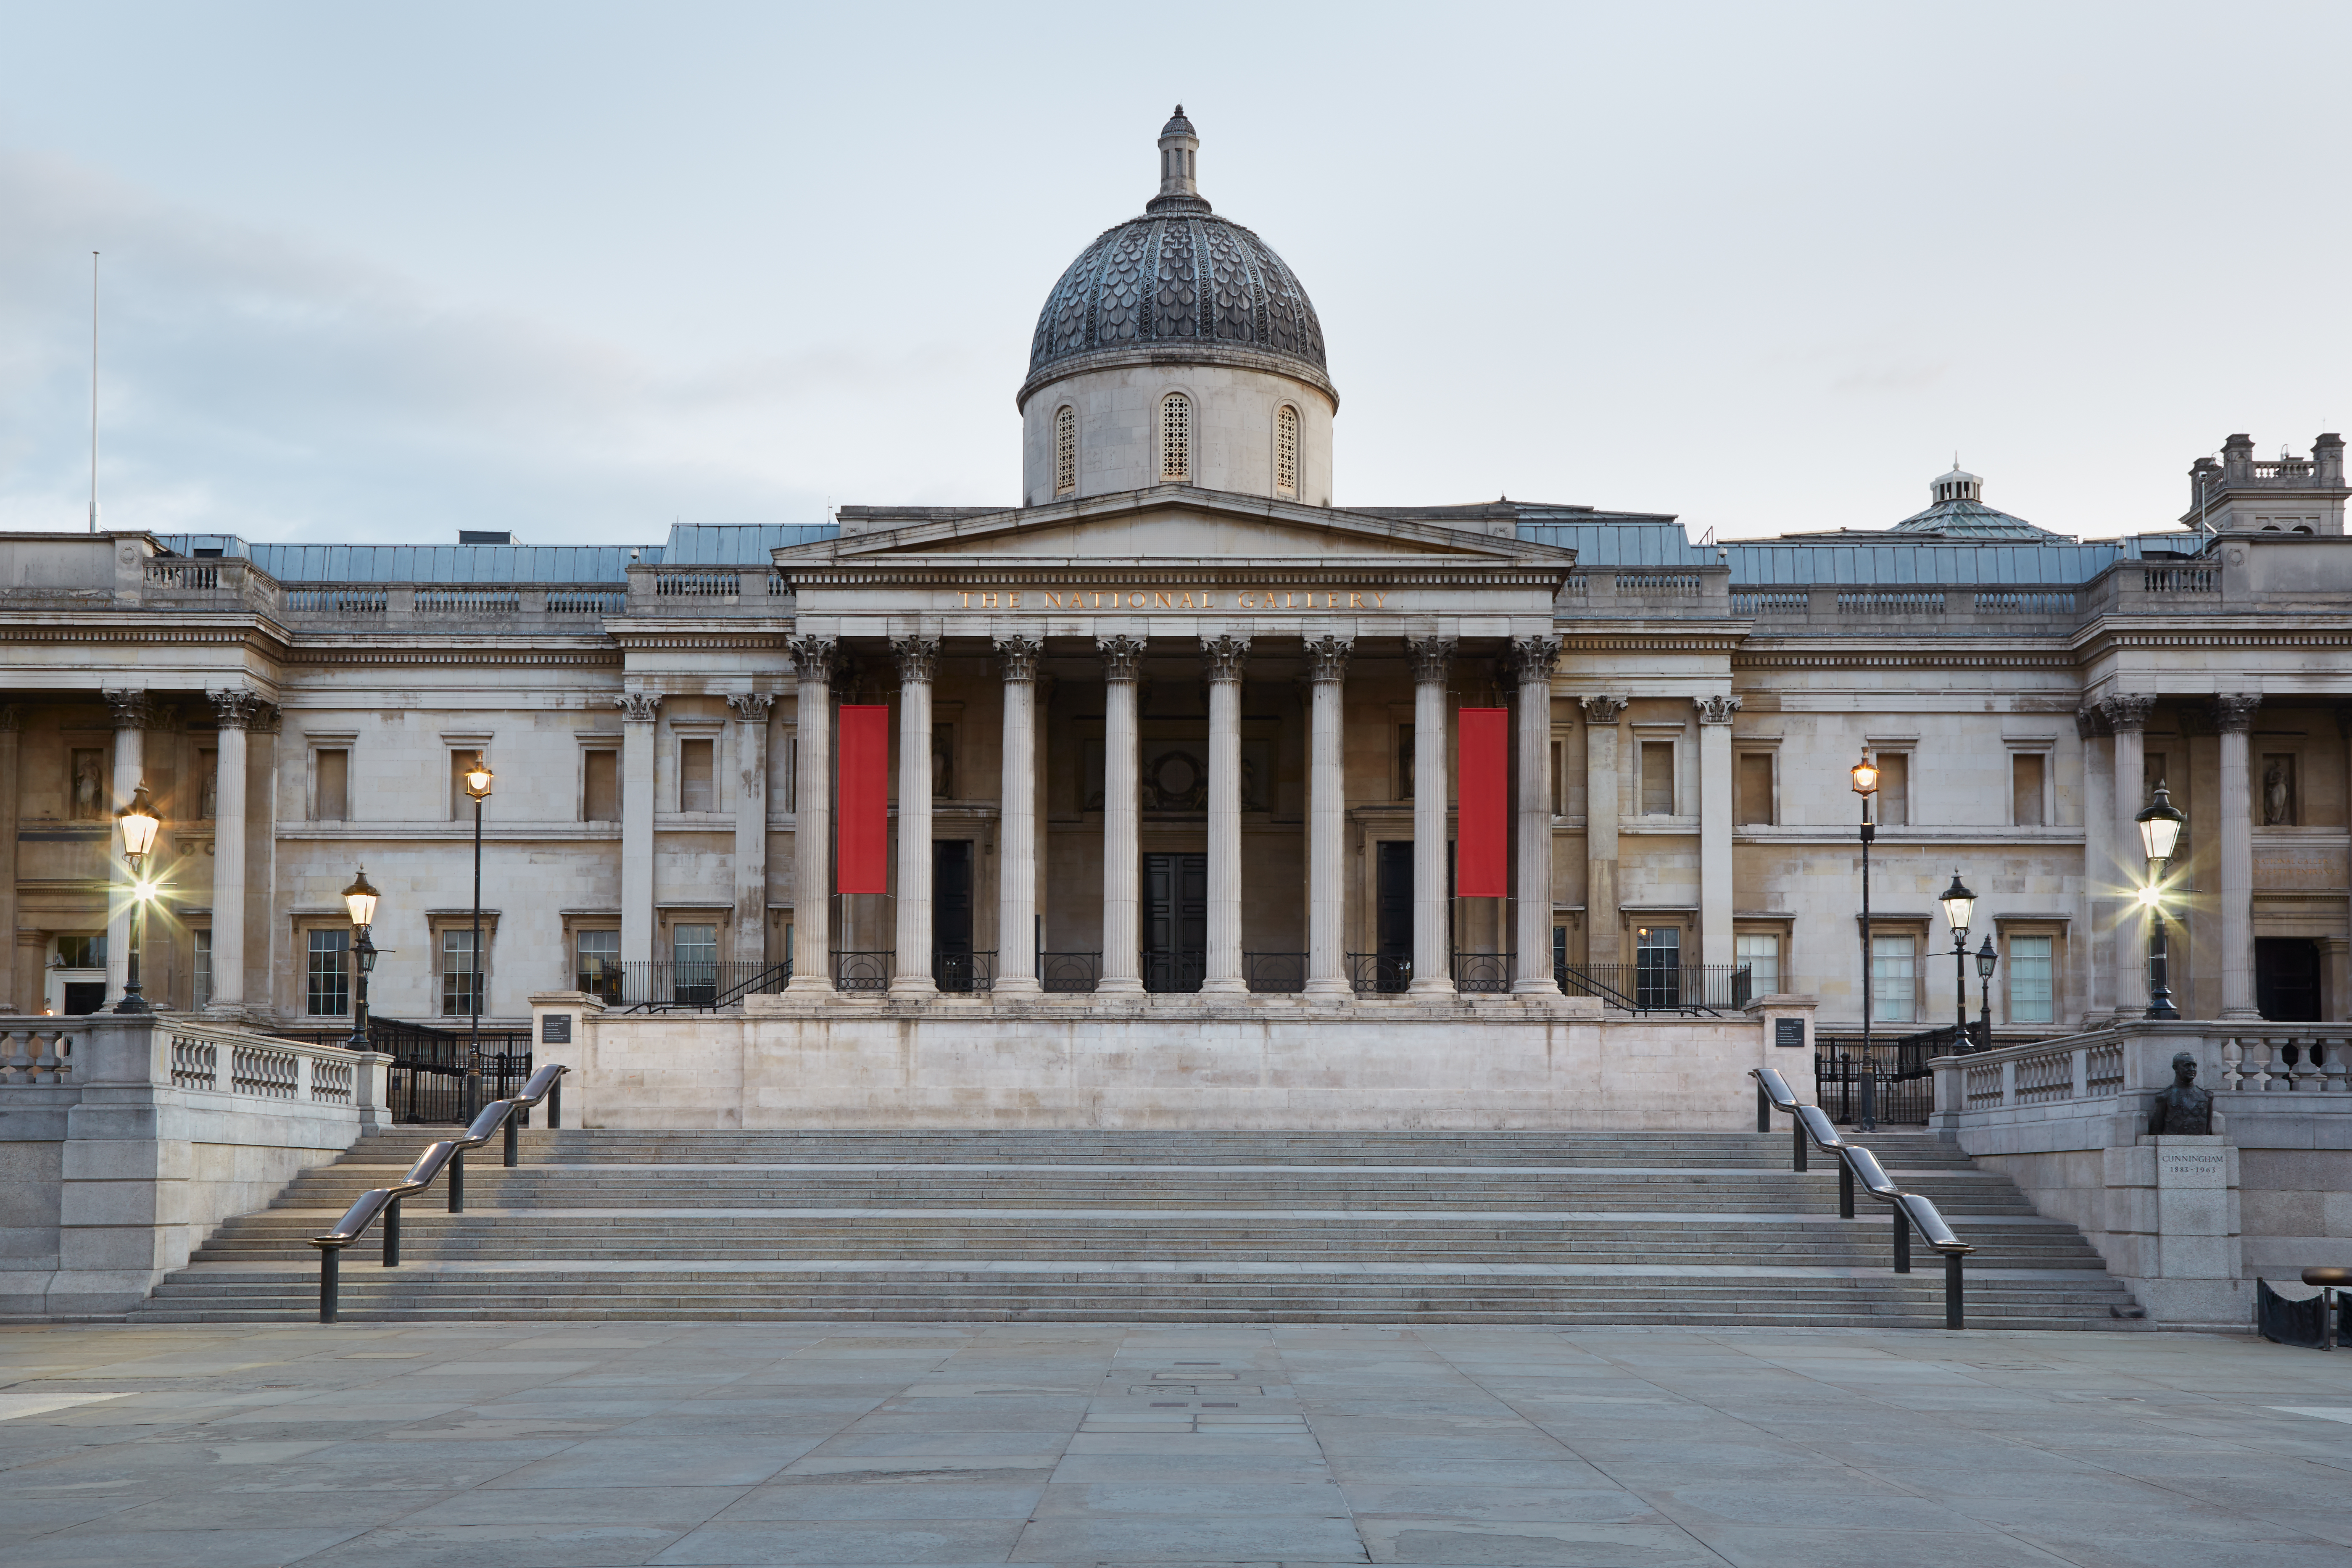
left=1025, top=110, right=1329, bottom=400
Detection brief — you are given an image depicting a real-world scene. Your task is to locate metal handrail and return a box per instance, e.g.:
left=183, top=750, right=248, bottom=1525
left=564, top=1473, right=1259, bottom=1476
left=307, top=1062, right=569, bottom=1323
left=1750, top=1066, right=1974, bottom=1328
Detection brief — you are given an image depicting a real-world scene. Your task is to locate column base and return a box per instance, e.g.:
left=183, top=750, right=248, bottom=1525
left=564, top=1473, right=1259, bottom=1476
left=992, top=976, right=1042, bottom=996
left=889, top=978, right=939, bottom=997
left=200, top=1003, right=253, bottom=1024
left=2216, top=1007, right=2263, bottom=1022
left=1408, top=978, right=1457, bottom=997
left=1097, top=978, right=1145, bottom=996
left=1510, top=978, right=1561, bottom=996
left=785, top=976, right=836, bottom=995
left=1302, top=978, right=1353, bottom=999
left=1199, top=979, right=1247, bottom=997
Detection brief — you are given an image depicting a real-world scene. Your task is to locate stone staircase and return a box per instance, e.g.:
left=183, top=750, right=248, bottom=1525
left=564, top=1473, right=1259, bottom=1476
left=132, top=1129, right=2140, bottom=1328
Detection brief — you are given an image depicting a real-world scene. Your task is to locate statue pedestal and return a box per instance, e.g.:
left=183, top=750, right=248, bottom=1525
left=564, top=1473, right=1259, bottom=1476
left=2107, top=1134, right=2244, bottom=1326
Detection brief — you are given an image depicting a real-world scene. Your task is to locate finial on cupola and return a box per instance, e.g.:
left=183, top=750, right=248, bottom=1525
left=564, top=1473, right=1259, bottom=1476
left=1150, top=105, right=1210, bottom=213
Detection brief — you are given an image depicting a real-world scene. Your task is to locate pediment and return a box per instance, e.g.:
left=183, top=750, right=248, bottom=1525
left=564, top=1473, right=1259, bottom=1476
left=773, top=487, right=1574, bottom=568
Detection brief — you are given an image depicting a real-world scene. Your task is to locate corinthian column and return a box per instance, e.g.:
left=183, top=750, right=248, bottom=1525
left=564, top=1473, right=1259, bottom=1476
left=1407, top=638, right=1455, bottom=996
left=1098, top=636, right=1145, bottom=994
left=994, top=636, right=1042, bottom=994
left=1583, top=696, right=1628, bottom=968
left=1512, top=638, right=1562, bottom=993
left=1200, top=635, right=1251, bottom=995
left=726, top=692, right=774, bottom=967
left=102, top=690, right=148, bottom=1003
left=2215, top=693, right=2262, bottom=1019
left=786, top=638, right=838, bottom=991
left=2104, top=694, right=2154, bottom=1015
left=1696, top=693, right=1741, bottom=975
left=206, top=690, right=258, bottom=1015
left=891, top=636, right=939, bottom=995
left=616, top=690, right=661, bottom=967
left=1304, top=636, right=1352, bottom=998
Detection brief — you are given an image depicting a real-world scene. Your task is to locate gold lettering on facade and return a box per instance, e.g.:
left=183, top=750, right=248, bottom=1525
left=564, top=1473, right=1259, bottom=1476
left=1128, top=592, right=1146, bottom=609
left=948, top=585, right=1385, bottom=611
left=1349, top=592, right=1363, bottom=609
left=1154, top=592, right=1174, bottom=609
left=981, top=593, right=998, bottom=609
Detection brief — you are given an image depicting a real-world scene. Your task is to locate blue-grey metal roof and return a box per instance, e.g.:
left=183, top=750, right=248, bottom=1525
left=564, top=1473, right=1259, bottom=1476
left=659, top=523, right=839, bottom=564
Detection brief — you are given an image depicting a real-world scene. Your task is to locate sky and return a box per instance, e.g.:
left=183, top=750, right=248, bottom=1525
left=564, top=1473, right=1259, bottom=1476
left=0, top=1, right=2345, bottom=547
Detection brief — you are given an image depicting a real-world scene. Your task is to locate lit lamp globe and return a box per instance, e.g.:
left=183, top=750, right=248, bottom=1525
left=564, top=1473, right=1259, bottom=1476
left=1938, top=870, right=1977, bottom=938
left=342, top=866, right=380, bottom=929
left=464, top=760, right=494, bottom=801
left=2136, top=783, right=2184, bottom=867
left=1850, top=753, right=1879, bottom=797
left=116, top=784, right=161, bottom=868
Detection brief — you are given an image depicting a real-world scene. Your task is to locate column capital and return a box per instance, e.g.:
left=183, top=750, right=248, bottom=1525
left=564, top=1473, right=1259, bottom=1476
left=788, top=634, right=840, bottom=683
left=102, top=689, right=150, bottom=731
left=1507, top=635, right=1561, bottom=688
left=1097, top=634, right=1146, bottom=683
left=1694, top=693, right=1742, bottom=726
left=993, top=635, right=1043, bottom=682
left=1406, top=636, right=1455, bottom=684
left=2074, top=705, right=2111, bottom=739
left=208, top=689, right=268, bottom=731
left=2097, top=693, right=2157, bottom=733
left=1200, top=634, right=1250, bottom=684
left=615, top=690, right=662, bottom=724
left=725, top=691, right=775, bottom=725
left=2211, top=693, right=2262, bottom=733
left=1305, top=634, right=1352, bottom=684
left=1581, top=694, right=1629, bottom=725
left=891, top=636, right=940, bottom=685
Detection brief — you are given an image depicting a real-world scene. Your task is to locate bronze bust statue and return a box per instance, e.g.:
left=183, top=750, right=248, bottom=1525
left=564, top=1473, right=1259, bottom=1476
left=2150, top=1051, right=2214, bottom=1136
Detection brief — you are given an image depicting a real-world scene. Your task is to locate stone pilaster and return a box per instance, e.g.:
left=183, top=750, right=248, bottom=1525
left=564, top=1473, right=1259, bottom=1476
left=1582, top=695, right=1629, bottom=967
left=1304, top=636, right=1352, bottom=999
left=725, top=692, right=774, bottom=967
left=1695, top=693, right=1741, bottom=973
left=994, top=637, right=1042, bottom=994
left=890, top=637, right=939, bottom=995
left=1407, top=638, right=1455, bottom=996
left=615, top=690, right=662, bottom=967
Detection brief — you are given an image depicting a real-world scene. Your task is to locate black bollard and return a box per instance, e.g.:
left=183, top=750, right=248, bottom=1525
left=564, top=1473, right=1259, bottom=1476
left=1838, top=1163, right=1855, bottom=1219
left=1792, top=1117, right=1806, bottom=1173
left=1893, top=1205, right=1912, bottom=1274
left=550, top=1078, right=562, bottom=1130
left=383, top=1197, right=401, bottom=1268
left=319, top=1248, right=339, bottom=1324
left=448, top=1148, right=465, bottom=1213
left=1945, top=1251, right=1964, bottom=1330
left=1756, top=1080, right=1769, bottom=1134
left=504, top=1114, right=518, bottom=1167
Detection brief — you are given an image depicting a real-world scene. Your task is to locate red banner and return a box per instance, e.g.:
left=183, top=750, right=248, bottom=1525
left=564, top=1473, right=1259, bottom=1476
left=836, top=705, right=891, bottom=895
left=1455, top=707, right=1508, bottom=897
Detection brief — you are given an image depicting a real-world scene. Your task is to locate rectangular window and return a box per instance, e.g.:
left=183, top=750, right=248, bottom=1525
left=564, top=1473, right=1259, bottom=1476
left=449, top=749, right=485, bottom=821
left=57, top=933, right=105, bottom=969
left=1634, top=925, right=1681, bottom=1009
left=1736, top=754, right=1773, bottom=825
left=672, top=923, right=717, bottom=1006
left=193, top=929, right=213, bottom=1011
left=1640, top=742, right=1675, bottom=816
left=316, top=748, right=349, bottom=821
left=2011, top=753, right=2045, bottom=827
left=70, top=748, right=105, bottom=820
left=1870, top=933, right=1915, bottom=1025
left=2008, top=934, right=2054, bottom=1024
left=680, top=738, right=715, bottom=812
left=441, top=928, right=482, bottom=1018
left=197, top=749, right=219, bottom=820
left=576, top=928, right=620, bottom=1001
left=306, top=928, right=350, bottom=1016
left=1735, top=932, right=1780, bottom=997
left=1875, top=753, right=1910, bottom=826
left=583, top=749, right=620, bottom=822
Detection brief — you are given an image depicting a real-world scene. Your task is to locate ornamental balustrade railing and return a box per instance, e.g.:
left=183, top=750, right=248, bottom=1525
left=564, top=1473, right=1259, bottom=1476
left=1, top=1017, right=389, bottom=1119
left=1930, top=1022, right=2352, bottom=1129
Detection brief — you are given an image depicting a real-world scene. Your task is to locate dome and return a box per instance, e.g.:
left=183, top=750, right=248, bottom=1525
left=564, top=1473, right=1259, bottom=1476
left=1022, top=109, right=1330, bottom=408
left=1892, top=464, right=2062, bottom=540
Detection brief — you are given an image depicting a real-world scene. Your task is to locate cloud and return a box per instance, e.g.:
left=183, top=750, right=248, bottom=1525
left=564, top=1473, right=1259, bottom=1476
left=0, top=146, right=983, bottom=543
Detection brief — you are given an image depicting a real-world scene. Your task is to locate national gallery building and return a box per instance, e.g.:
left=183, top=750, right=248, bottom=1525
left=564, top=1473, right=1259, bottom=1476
left=5, top=109, right=2351, bottom=1058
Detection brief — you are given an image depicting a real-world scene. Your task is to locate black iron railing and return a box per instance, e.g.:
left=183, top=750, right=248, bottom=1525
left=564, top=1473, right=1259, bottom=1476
left=1555, top=962, right=1753, bottom=1014
left=1144, top=949, right=1205, bottom=994
left=934, top=949, right=996, bottom=994
left=833, top=951, right=895, bottom=991
left=272, top=1016, right=533, bottom=1125
left=1040, top=951, right=1100, bottom=992
left=1751, top=1066, right=1974, bottom=1329
left=1244, top=952, right=1307, bottom=994
left=1346, top=952, right=1413, bottom=994
left=580, top=960, right=790, bottom=1012
left=1450, top=951, right=1514, bottom=994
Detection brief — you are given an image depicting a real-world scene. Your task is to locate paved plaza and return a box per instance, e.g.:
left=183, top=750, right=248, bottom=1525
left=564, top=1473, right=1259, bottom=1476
left=1, top=1322, right=2349, bottom=1567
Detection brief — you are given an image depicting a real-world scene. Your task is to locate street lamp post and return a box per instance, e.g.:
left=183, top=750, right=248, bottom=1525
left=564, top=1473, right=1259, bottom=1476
left=2136, top=783, right=2185, bottom=1020
left=343, top=867, right=380, bottom=1052
left=1974, top=934, right=1998, bottom=1051
left=1938, top=870, right=1977, bottom=1047
left=1851, top=752, right=1880, bottom=1131
left=461, top=758, right=494, bottom=1118
left=112, top=784, right=161, bottom=1014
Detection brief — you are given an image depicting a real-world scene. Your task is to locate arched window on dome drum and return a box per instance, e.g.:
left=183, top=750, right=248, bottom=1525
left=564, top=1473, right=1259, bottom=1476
left=1054, top=406, right=1077, bottom=497
left=1160, top=393, right=1191, bottom=483
left=1275, top=406, right=1299, bottom=497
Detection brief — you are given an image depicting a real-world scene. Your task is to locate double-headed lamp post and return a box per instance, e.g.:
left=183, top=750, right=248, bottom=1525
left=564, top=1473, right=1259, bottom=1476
left=1851, top=752, right=1879, bottom=1130
left=2136, top=782, right=2186, bottom=1020
left=462, top=758, right=493, bottom=1119
left=343, top=867, right=380, bottom=1051
left=112, top=785, right=161, bottom=1014
left=1938, top=870, right=1978, bottom=1045
left=1974, top=934, right=1998, bottom=1051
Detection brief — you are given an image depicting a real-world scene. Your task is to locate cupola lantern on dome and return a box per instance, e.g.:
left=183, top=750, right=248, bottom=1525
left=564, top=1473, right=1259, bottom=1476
left=1018, top=110, right=1337, bottom=508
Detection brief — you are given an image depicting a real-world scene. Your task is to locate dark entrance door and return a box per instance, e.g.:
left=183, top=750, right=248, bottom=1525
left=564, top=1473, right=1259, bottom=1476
left=1374, top=840, right=1413, bottom=993
left=62, top=982, right=105, bottom=1015
left=1142, top=851, right=1206, bottom=992
left=933, top=841, right=977, bottom=991
left=2255, top=937, right=2322, bottom=1021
